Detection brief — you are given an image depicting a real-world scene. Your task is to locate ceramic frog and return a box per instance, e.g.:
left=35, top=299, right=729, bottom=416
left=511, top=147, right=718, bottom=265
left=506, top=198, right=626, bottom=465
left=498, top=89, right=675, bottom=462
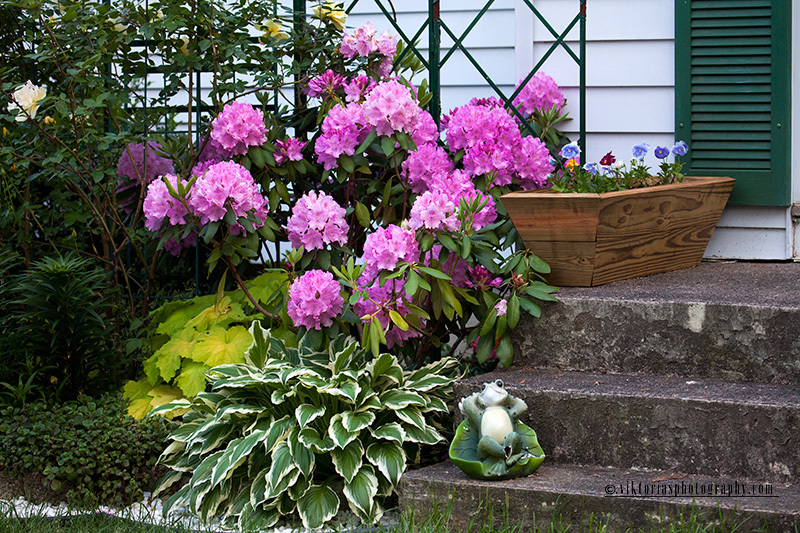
left=458, top=379, right=529, bottom=476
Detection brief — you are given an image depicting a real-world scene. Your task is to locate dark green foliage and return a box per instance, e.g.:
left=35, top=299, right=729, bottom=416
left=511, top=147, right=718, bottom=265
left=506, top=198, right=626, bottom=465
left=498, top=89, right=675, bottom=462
left=0, top=393, right=171, bottom=507
left=1, top=253, right=125, bottom=403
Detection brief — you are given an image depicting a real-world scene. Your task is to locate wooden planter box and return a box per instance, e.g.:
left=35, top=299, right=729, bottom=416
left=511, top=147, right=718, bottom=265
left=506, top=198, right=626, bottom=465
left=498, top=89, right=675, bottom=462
left=500, top=176, right=736, bottom=286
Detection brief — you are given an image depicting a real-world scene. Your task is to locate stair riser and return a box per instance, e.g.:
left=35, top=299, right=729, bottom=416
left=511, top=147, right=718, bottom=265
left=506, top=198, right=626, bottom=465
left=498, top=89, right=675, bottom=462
left=454, top=382, right=798, bottom=483
left=514, top=300, right=800, bottom=384
left=400, top=470, right=799, bottom=533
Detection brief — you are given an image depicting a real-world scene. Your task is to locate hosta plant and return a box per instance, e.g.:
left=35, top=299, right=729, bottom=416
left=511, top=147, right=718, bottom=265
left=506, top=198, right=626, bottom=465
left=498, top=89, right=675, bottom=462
left=152, top=321, right=460, bottom=530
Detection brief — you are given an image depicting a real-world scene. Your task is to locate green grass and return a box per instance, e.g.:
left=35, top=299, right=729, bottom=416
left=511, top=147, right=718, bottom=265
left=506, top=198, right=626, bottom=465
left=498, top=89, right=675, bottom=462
left=0, top=498, right=790, bottom=533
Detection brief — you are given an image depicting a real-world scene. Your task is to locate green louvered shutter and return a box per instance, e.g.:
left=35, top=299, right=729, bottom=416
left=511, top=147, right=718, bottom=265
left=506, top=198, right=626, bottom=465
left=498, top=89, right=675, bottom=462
left=675, top=0, right=791, bottom=206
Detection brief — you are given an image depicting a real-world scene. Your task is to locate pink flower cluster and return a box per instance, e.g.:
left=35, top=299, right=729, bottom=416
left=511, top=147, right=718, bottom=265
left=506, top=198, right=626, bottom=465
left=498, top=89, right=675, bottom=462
left=466, top=265, right=502, bottom=291
left=117, top=141, right=175, bottom=185
left=274, top=138, right=306, bottom=165
left=287, top=270, right=344, bottom=330
left=210, top=101, right=268, bottom=156
left=189, top=161, right=268, bottom=229
left=362, top=80, right=425, bottom=137
left=513, top=71, right=565, bottom=115
left=143, top=174, right=190, bottom=231
left=287, top=191, right=349, bottom=251
left=361, top=224, right=419, bottom=280
left=444, top=99, right=553, bottom=188
left=315, top=102, right=368, bottom=170
left=354, top=278, right=419, bottom=348
left=408, top=191, right=458, bottom=232
left=340, top=22, right=396, bottom=78
left=344, top=75, right=376, bottom=103
left=306, top=69, right=344, bottom=99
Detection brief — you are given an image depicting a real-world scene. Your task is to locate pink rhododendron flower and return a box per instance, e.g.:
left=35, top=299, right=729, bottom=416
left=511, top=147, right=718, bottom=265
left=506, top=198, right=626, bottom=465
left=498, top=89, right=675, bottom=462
left=513, top=71, right=565, bottom=115
left=274, top=138, right=306, bottom=165
left=466, top=265, right=502, bottom=291
left=210, top=101, right=268, bottom=156
left=362, top=80, right=423, bottom=137
left=408, top=191, right=459, bottom=232
left=287, top=190, right=349, bottom=251
left=198, top=135, right=231, bottom=163
left=116, top=141, right=175, bottom=211
left=354, top=278, right=419, bottom=348
left=401, top=144, right=454, bottom=193
left=494, top=299, right=508, bottom=316
left=189, top=161, right=268, bottom=227
left=411, top=110, right=439, bottom=147
left=515, top=136, right=554, bottom=190
left=428, top=245, right=470, bottom=289
left=315, top=102, right=368, bottom=170
left=344, top=75, right=376, bottom=103
left=361, top=224, right=420, bottom=280
left=306, top=69, right=345, bottom=99
left=143, top=174, right=190, bottom=231
left=190, top=159, right=218, bottom=178
left=163, top=232, right=197, bottom=256
left=287, top=270, right=344, bottom=330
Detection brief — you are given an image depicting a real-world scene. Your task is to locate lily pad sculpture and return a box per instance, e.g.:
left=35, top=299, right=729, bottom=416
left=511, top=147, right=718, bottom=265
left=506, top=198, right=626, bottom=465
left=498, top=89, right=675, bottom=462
left=449, top=379, right=545, bottom=480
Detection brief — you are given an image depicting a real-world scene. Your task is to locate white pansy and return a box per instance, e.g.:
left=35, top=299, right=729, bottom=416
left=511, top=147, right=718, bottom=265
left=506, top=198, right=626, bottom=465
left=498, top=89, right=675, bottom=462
left=7, top=81, right=47, bottom=122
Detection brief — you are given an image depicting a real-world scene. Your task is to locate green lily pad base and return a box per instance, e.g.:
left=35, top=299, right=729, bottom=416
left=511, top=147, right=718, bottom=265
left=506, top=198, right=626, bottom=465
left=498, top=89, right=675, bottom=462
left=449, top=419, right=545, bottom=481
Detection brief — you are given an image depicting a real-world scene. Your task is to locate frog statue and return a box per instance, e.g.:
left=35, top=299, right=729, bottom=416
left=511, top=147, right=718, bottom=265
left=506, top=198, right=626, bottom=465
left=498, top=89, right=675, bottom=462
left=449, top=379, right=545, bottom=480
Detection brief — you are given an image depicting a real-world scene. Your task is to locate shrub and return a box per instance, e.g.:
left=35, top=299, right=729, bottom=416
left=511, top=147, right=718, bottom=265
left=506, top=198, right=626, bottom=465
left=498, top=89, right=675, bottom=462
left=0, top=393, right=171, bottom=507
left=152, top=321, right=460, bottom=530
left=1, top=253, right=126, bottom=403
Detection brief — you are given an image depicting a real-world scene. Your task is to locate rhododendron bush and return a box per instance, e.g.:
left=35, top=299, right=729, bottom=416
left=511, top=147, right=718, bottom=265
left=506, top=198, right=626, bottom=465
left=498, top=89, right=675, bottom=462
left=133, top=20, right=565, bottom=387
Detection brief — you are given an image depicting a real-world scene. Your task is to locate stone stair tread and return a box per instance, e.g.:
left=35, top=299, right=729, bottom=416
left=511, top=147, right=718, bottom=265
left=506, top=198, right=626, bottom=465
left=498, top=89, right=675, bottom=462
left=402, top=461, right=800, bottom=515
left=400, top=461, right=800, bottom=531
left=462, top=368, right=800, bottom=407
left=551, top=262, right=800, bottom=309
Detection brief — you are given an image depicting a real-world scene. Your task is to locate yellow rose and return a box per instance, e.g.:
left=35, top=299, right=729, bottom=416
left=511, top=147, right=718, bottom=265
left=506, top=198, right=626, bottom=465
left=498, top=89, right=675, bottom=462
left=7, top=80, right=47, bottom=122
left=259, top=19, right=290, bottom=42
left=179, top=36, right=190, bottom=56
left=44, top=116, right=55, bottom=125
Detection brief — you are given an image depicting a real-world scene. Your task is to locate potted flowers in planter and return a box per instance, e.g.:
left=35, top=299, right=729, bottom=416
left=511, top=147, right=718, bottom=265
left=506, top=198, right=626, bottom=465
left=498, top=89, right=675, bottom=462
left=501, top=141, right=735, bottom=287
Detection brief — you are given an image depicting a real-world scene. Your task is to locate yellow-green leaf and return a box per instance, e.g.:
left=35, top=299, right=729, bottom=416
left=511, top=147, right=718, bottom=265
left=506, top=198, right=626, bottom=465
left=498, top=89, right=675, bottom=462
left=175, top=361, right=209, bottom=398
left=187, top=297, right=247, bottom=331
left=123, top=378, right=155, bottom=419
left=148, top=384, right=184, bottom=410
left=191, top=325, right=252, bottom=367
left=246, top=271, right=288, bottom=306
left=155, top=328, right=196, bottom=382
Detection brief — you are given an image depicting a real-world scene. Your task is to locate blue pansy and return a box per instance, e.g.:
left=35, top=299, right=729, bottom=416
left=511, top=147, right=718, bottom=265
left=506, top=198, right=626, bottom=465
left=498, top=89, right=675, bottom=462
left=560, top=142, right=580, bottom=159
left=654, top=146, right=670, bottom=159
left=632, top=143, right=650, bottom=159
left=583, top=162, right=597, bottom=175
left=672, top=140, right=688, bottom=157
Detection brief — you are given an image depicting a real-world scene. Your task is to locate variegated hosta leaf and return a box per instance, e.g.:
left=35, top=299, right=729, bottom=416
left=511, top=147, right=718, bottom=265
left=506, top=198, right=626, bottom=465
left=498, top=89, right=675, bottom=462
left=366, top=440, right=406, bottom=486
left=199, top=423, right=234, bottom=454
left=264, top=415, right=293, bottom=453
left=380, top=389, right=426, bottom=409
left=395, top=405, right=425, bottom=429
left=288, top=475, right=311, bottom=501
left=328, top=413, right=358, bottom=449
left=199, top=485, right=228, bottom=522
left=341, top=410, right=375, bottom=433
left=266, top=440, right=295, bottom=492
left=249, top=467, right=270, bottom=509
left=343, top=464, right=379, bottom=521
left=365, top=352, right=403, bottom=386
left=245, top=320, right=271, bottom=369
left=299, top=427, right=335, bottom=453
left=287, top=426, right=315, bottom=478
left=404, top=373, right=453, bottom=392
left=210, top=428, right=269, bottom=486
left=323, top=379, right=361, bottom=403
left=329, top=338, right=358, bottom=375
left=404, top=423, right=444, bottom=445
left=278, top=493, right=297, bottom=515
left=239, top=502, right=280, bottom=532
left=267, top=465, right=300, bottom=501
left=271, top=387, right=296, bottom=405
left=424, top=395, right=450, bottom=413
left=297, top=483, right=340, bottom=530
left=357, top=393, right=381, bottom=412
left=331, top=439, right=363, bottom=484
left=295, top=403, right=326, bottom=427
left=407, top=356, right=460, bottom=383
left=369, top=422, right=406, bottom=443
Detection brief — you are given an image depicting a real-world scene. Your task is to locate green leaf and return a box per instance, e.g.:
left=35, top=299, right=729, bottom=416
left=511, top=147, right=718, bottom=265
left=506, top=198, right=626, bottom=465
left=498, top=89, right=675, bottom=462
left=369, top=422, right=406, bottom=443
left=191, top=326, right=252, bottom=367
left=496, top=334, right=513, bottom=368
left=527, top=254, right=551, bottom=274
left=477, top=334, right=495, bottom=364
left=299, top=427, right=335, bottom=453
left=417, top=266, right=452, bottom=280
left=343, top=465, right=378, bottom=519
left=380, top=135, right=395, bottom=157
left=380, top=390, right=426, bottom=409
left=155, top=328, right=196, bottom=381
left=211, top=428, right=269, bottom=486
left=342, top=410, right=376, bottom=433
left=519, top=297, right=542, bottom=318
left=267, top=440, right=296, bottom=492
left=524, top=286, right=558, bottom=302
left=437, top=232, right=457, bottom=252
left=356, top=129, right=378, bottom=154
left=297, top=484, right=339, bottom=530
left=507, top=293, right=520, bottom=329
left=388, top=309, right=410, bottom=331
left=366, top=441, right=406, bottom=486
left=295, top=404, right=326, bottom=427
left=175, top=361, right=209, bottom=398
left=328, top=413, right=357, bottom=449
left=288, top=427, right=315, bottom=478
left=355, top=202, right=371, bottom=228
left=331, top=439, right=363, bottom=483
left=340, top=155, right=355, bottom=173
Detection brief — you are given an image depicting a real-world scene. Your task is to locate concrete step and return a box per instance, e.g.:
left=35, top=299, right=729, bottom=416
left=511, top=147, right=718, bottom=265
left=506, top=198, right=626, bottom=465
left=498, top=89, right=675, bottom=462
left=399, top=462, right=800, bottom=532
left=455, top=369, right=800, bottom=483
left=513, top=262, right=800, bottom=385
